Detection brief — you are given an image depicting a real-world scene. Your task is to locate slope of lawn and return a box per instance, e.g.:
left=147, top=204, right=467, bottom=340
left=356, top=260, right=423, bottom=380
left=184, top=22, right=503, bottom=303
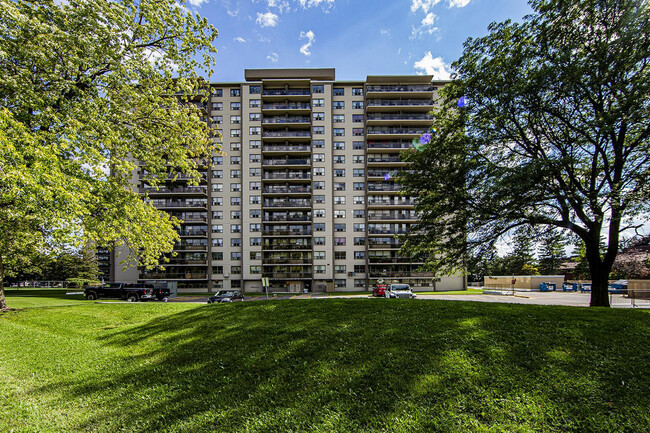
left=0, top=296, right=649, bottom=432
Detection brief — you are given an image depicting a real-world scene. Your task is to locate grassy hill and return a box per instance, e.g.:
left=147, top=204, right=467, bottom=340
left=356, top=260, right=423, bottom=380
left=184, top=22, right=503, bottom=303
left=1, top=295, right=649, bottom=432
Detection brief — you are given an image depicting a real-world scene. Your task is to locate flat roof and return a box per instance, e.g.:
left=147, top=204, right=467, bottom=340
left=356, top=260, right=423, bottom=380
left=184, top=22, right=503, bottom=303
left=244, top=68, right=336, bottom=81
left=366, top=75, right=435, bottom=84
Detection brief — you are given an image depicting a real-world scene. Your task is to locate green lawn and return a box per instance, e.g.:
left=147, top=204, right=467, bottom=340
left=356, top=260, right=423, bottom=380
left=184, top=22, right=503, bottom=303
left=1, top=295, right=649, bottom=432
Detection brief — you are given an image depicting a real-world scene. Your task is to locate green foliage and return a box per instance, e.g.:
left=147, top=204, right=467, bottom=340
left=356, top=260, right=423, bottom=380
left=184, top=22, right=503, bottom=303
left=0, top=0, right=219, bottom=308
left=1, top=299, right=650, bottom=431
left=402, top=0, right=650, bottom=306
left=538, top=229, right=568, bottom=275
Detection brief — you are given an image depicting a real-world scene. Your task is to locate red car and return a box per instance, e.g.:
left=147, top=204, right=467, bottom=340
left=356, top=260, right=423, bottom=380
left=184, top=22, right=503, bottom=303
left=372, top=284, right=387, bottom=297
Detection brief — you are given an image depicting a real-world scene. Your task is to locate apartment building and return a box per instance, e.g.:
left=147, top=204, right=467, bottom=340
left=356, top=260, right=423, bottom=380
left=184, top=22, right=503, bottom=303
left=106, top=68, right=465, bottom=293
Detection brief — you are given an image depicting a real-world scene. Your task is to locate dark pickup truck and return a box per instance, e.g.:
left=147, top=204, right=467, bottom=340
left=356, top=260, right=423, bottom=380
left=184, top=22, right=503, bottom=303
left=84, top=282, right=155, bottom=302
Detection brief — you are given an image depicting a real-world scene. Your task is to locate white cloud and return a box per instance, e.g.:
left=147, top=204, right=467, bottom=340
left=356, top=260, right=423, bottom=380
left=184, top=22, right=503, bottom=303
left=268, top=0, right=290, bottom=12
left=233, top=37, right=246, bottom=43
left=410, top=12, right=438, bottom=39
left=413, top=52, right=452, bottom=80
left=299, top=0, right=335, bottom=10
left=421, top=12, right=436, bottom=26
left=188, top=0, right=209, bottom=6
left=259, top=36, right=271, bottom=43
left=256, top=11, right=279, bottom=27
left=299, top=30, right=315, bottom=56
left=380, top=28, right=391, bottom=36
left=448, top=0, right=471, bottom=7
left=267, top=52, right=279, bottom=63
left=410, top=0, right=441, bottom=13
left=227, top=8, right=239, bottom=16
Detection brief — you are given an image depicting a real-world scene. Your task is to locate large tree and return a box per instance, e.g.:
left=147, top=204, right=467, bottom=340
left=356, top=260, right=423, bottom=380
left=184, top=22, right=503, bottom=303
left=0, top=0, right=219, bottom=310
left=401, top=0, right=650, bottom=307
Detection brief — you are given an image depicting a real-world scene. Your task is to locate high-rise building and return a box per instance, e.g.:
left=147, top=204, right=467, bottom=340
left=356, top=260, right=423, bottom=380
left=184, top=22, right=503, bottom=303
left=106, top=68, right=465, bottom=293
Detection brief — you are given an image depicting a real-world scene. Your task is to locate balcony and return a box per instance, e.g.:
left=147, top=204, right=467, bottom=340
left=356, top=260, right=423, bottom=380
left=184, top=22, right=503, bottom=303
left=141, top=272, right=208, bottom=280
left=366, top=127, right=429, bottom=138
left=262, top=144, right=311, bottom=153
left=368, top=257, right=423, bottom=264
left=367, top=141, right=413, bottom=152
left=177, top=229, right=208, bottom=237
left=140, top=186, right=208, bottom=195
left=367, top=199, right=416, bottom=207
left=177, top=215, right=208, bottom=223
left=263, top=243, right=312, bottom=250
left=263, top=272, right=313, bottom=279
left=262, top=116, right=311, bottom=126
left=174, top=243, right=208, bottom=251
left=263, top=185, right=312, bottom=195
left=261, top=102, right=311, bottom=113
left=367, top=227, right=411, bottom=235
left=366, top=113, right=434, bottom=125
left=262, top=130, right=311, bottom=141
left=166, top=259, right=209, bottom=266
left=263, top=214, right=311, bottom=222
left=366, top=156, right=406, bottom=166
left=367, top=213, right=417, bottom=221
left=367, top=184, right=402, bottom=192
left=368, top=240, right=403, bottom=249
left=366, top=85, right=436, bottom=94
left=263, top=199, right=312, bottom=209
left=263, top=228, right=313, bottom=236
left=263, top=258, right=312, bottom=265
left=263, top=171, right=311, bottom=181
left=262, top=158, right=311, bottom=167
left=262, top=89, right=311, bottom=96
left=152, top=200, right=207, bottom=210
left=365, top=99, right=434, bottom=112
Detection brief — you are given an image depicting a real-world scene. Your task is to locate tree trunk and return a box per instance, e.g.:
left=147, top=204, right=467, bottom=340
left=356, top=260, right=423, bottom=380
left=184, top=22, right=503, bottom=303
left=586, top=249, right=611, bottom=307
left=0, top=254, right=9, bottom=311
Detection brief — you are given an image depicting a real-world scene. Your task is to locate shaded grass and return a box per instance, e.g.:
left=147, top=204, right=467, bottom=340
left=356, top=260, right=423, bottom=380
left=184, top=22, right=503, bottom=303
left=0, top=296, right=649, bottom=432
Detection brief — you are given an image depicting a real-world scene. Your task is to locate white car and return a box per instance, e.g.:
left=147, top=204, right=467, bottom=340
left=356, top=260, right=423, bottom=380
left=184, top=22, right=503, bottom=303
left=385, top=284, right=417, bottom=299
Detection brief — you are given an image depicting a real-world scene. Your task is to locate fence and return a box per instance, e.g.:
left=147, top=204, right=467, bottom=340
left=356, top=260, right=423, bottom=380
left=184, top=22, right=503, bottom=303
left=610, top=289, right=650, bottom=308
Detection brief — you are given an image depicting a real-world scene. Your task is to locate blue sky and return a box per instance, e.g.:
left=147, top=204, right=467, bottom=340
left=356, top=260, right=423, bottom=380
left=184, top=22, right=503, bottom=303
left=186, top=0, right=533, bottom=82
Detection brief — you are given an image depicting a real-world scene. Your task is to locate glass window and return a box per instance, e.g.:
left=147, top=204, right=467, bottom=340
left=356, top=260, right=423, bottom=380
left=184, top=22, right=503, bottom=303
left=312, top=85, right=324, bottom=93
left=250, top=223, right=261, bottom=232
left=334, top=141, right=345, bottom=150
left=230, top=129, right=241, bottom=138
left=230, top=224, right=241, bottom=233
left=314, top=237, right=326, bottom=246
left=212, top=102, right=223, bottom=111
left=249, top=113, right=261, bottom=121
left=313, top=126, right=325, bottom=135
left=231, top=238, right=241, bottom=247
left=334, top=210, right=345, bottom=218
left=250, top=238, right=261, bottom=246
left=335, top=266, right=346, bottom=274
left=249, top=86, right=261, bottom=94
left=354, top=209, right=365, bottom=218
left=213, top=238, right=223, bottom=247
left=249, top=140, right=261, bottom=149
left=333, top=88, right=344, bottom=96
left=212, top=224, right=223, bottom=233
left=250, top=209, right=261, bottom=218
left=231, top=170, right=241, bottom=178
left=313, top=139, right=325, bottom=148
left=334, top=237, right=346, bottom=246
left=230, top=183, right=241, bottom=192
left=353, top=169, right=365, bottom=177
left=249, top=167, right=261, bottom=176
left=334, top=169, right=345, bottom=177
left=230, top=115, right=241, bottom=124
left=333, top=114, right=345, bottom=123
left=335, top=251, right=346, bottom=260
left=334, top=223, right=346, bottom=232
left=211, top=115, right=223, bottom=124
left=250, top=195, right=261, bottom=204
left=213, top=252, right=224, bottom=260
left=354, top=223, right=365, bottom=232
left=213, top=210, right=223, bottom=219
left=314, top=209, right=325, bottom=218
left=230, top=197, right=241, bottom=205
left=314, top=223, right=325, bottom=232
left=230, top=88, right=241, bottom=97
left=354, top=251, right=365, bottom=259
left=230, top=156, right=241, bottom=165
left=212, top=183, right=223, bottom=192
left=313, top=167, right=325, bottom=176
left=230, top=102, right=241, bottom=110
left=334, top=196, right=346, bottom=205
left=352, top=88, right=363, bottom=96
left=231, top=252, right=242, bottom=260
left=335, top=279, right=346, bottom=288
left=314, top=251, right=325, bottom=260
left=354, top=196, right=364, bottom=205
left=333, top=128, right=345, bottom=136
left=250, top=154, right=261, bottom=163
left=314, top=265, right=326, bottom=273
left=249, top=99, right=261, bottom=108
left=313, top=112, right=325, bottom=121
left=250, top=126, right=261, bottom=135
left=313, top=181, right=325, bottom=190
left=353, top=128, right=364, bottom=136
left=230, top=211, right=241, bottom=219
left=250, top=251, right=262, bottom=260
left=314, top=195, right=325, bottom=204
left=353, top=141, right=364, bottom=150
left=250, top=265, right=261, bottom=274
left=353, top=182, right=365, bottom=190
left=352, top=101, right=363, bottom=109
left=213, top=156, right=223, bottom=165
left=333, top=155, right=345, bottom=164
left=231, top=266, right=241, bottom=274
left=313, top=153, right=325, bottom=162
left=230, top=142, right=241, bottom=151
left=249, top=181, right=261, bottom=190
left=313, top=98, right=324, bottom=107
left=213, top=89, right=223, bottom=97
left=334, top=182, right=345, bottom=191
left=333, top=101, right=345, bottom=109
left=353, top=155, right=365, bottom=164
left=353, top=114, right=364, bottom=123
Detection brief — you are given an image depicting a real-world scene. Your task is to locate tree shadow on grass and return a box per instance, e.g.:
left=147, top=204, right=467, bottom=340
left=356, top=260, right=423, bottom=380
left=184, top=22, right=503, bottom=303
left=28, top=300, right=650, bottom=432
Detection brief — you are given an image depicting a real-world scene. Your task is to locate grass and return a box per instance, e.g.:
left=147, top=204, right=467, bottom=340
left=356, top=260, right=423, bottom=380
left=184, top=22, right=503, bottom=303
left=1, top=295, right=649, bottom=432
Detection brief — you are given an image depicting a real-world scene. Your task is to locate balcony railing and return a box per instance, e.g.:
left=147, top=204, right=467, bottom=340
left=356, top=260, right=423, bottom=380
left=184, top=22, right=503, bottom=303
left=140, top=186, right=208, bottom=195
left=263, top=258, right=312, bottom=264
left=174, top=243, right=208, bottom=251
left=152, top=201, right=207, bottom=209
left=262, top=144, right=311, bottom=152
left=368, top=199, right=417, bottom=206
left=367, top=157, right=404, bottom=163
left=142, top=273, right=208, bottom=279
left=262, top=103, right=311, bottom=110
left=262, top=117, right=311, bottom=124
left=366, top=99, right=434, bottom=107
left=367, top=127, right=428, bottom=135
left=367, top=228, right=411, bottom=235
left=263, top=229, right=313, bottom=236
left=366, top=85, right=436, bottom=92
left=263, top=244, right=312, bottom=250
left=263, top=200, right=312, bottom=208
left=263, top=131, right=311, bottom=138
left=366, top=114, right=434, bottom=121
left=367, top=213, right=417, bottom=221
left=367, top=141, right=413, bottom=150
left=262, top=159, right=311, bottom=166
left=368, top=257, right=422, bottom=263
left=263, top=215, right=311, bottom=222
left=263, top=186, right=312, bottom=194
left=177, top=215, right=208, bottom=222
left=263, top=272, right=313, bottom=279
left=262, top=89, right=311, bottom=96
left=177, top=230, right=208, bottom=237
left=263, top=172, right=311, bottom=180
left=367, top=184, right=402, bottom=192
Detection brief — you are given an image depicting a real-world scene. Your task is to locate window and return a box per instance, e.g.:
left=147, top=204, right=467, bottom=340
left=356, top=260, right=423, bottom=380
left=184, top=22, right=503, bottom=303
left=250, top=209, right=261, bottom=218
left=354, top=223, right=365, bottom=232
left=249, top=85, right=261, bottom=94
left=213, top=266, right=224, bottom=276
left=333, top=101, right=345, bottom=109
left=250, top=238, right=261, bottom=246
left=353, top=141, right=364, bottom=150
left=353, top=182, right=365, bottom=191
left=249, top=99, right=261, bottom=108
left=334, top=182, right=345, bottom=191
left=230, top=115, right=241, bottom=124
left=231, top=238, right=241, bottom=247
left=335, top=279, right=346, bottom=288
left=333, top=155, right=345, bottom=164
left=354, top=196, right=364, bottom=205
left=312, top=85, right=324, bottom=93
left=352, top=88, right=363, bottom=96
left=212, top=115, right=223, bottom=124
left=212, top=210, right=223, bottom=219
left=314, top=237, right=325, bottom=246
left=353, top=128, right=364, bottom=136
left=334, top=169, right=345, bottom=177
left=230, top=183, right=241, bottom=192
left=313, top=195, right=325, bottom=204
left=335, top=265, right=346, bottom=274
left=250, top=265, right=261, bottom=274
left=250, top=126, right=261, bottom=135
left=313, top=181, right=325, bottom=190
left=314, top=209, right=325, bottom=218
left=313, top=126, right=325, bottom=135
left=230, top=88, right=241, bottom=97
left=249, top=140, right=261, bottom=149
left=352, top=101, right=364, bottom=110
left=334, top=223, right=346, bottom=232
left=213, top=156, right=223, bottom=165
left=249, top=181, right=261, bottom=190
left=334, top=237, right=346, bottom=246
left=212, top=224, right=223, bottom=233
left=212, top=183, right=223, bottom=192
left=353, top=155, right=365, bottom=164
left=314, top=251, right=325, bottom=260
left=313, top=139, right=325, bottom=148
left=334, top=141, right=345, bottom=150
left=249, top=154, right=261, bottom=163
left=314, top=223, right=325, bottom=232
left=250, top=251, right=262, bottom=260
left=212, top=197, right=223, bottom=206
left=230, top=142, right=241, bottom=151
left=313, top=98, right=324, bottom=107
left=313, top=112, right=325, bottom=121
left=231, top=224, right=242, bottom=233
left=353, top=209, right=365, bottom=218
left=213, top=89, right=223, bottom=97
left=249, top=195, right=261, bottom=204
left=249, top=113, right=260, bottom=121
left=231, top=266, right=242, bottom=274
left=250, top=223, right=261, bottom=232
left=333, top=88, right=345, bottom=96
left=230, top=211, right=241, bottom=219
left=230, top=129, right=241, bottom=138
left=313, top=153, right=325, bottom=162
left=213, top=238, right=223, bottom=247
left=313, top=167, right=325, bottom=176
left=335, top=251, right=346, bottom=260
left=333, top=114, right=345, bottom=123
left=212, top=102, right=223, bottom=111
left=333, top=128, right=345, bottom=136
left=354, top=279, right=365, bottom=288
left=334, top=210, right=345, bottom=218
left=231, top=170, right=241, bottom=178
left=212, top=252, right=224, bottom=260
left=354, top=251, right=366, bottom=259
left=230, top=102, right=241, bottom=110
left=354, top=237, right=365, bottom=246
left=334, top=196, right=346, bottom=205
left=249, top=167, right=261, bottom=176
left=353, top=169, right=365, bottom=177
left=314, top=265, right=326, bottom=274
left=352, top=114, right=364, bottom=123
left=230, top=197, right=241, bottom=205
left=231, top=252, right=242, bottom=261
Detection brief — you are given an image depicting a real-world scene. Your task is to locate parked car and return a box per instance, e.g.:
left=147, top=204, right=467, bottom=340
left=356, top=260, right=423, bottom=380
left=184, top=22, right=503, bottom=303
left=84, top=282, right=154, bottom=302
left=208, top=290, right=245, bottom=304
left=372, top=284, right=387, bottom=297
left=385, top=284, right=417, bottom=299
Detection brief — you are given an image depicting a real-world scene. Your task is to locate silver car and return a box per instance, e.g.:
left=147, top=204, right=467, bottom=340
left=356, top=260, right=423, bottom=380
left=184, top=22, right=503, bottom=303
left=386, top=284, right=417, bottom=299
